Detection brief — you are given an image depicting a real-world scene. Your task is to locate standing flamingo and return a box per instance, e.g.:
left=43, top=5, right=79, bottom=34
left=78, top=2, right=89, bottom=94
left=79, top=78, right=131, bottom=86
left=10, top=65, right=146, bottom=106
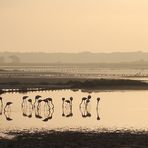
left=62, top=98, right=65, bottom=116
left=28, top=99, right=33, bottom=109
left=4, top=102, right=13, bottom=112
left=22, top=96, right=28, bottom=108
left=80, top=95, right=91, bottom=108
left=0, top=97, right=3, bottom=115
left=33, top=95, right=42, bottom=108
left=46, top=98, right=54, bottom=109
left=96, top=97, right=100, bottom=120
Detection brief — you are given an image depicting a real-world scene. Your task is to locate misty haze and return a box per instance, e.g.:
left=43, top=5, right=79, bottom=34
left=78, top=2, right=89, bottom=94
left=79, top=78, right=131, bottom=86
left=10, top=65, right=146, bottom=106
left=1, top=0, right=148, bottom=148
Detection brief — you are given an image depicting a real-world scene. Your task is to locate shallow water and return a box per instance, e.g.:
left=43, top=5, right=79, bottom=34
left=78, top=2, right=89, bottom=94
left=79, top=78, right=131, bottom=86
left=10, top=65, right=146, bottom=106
left=0, top=89, right=148, bottom=133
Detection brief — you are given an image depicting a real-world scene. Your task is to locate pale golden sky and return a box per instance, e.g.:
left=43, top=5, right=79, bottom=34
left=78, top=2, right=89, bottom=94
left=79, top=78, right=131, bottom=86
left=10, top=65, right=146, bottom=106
left=0, top=0, right=148, bottom=53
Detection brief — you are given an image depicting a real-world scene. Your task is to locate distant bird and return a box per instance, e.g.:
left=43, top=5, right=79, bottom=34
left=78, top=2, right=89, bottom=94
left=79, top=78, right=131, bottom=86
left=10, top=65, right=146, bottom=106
left=0, top=97, right=3, bottom=105
left=80, top=97, right=87, bottom=107
left=97, top=97, right=100, bottom=102
left=80, top=95, right=91, bottom=107
left=22, top=96, right=29, bottom=100
left=65, top=100, right=71, bottom=104
left=46, top=98, right=54, bottom=109
left=37, top=99, right=42, bottom=110
left=96, top=97, right=100, bottom=120
left=70, top=97, right=73, bottom=106
left=4, top=102, right=13, bottom=112
left=28, top=99, right=33, bottom=109
left=70, top=97, right=73, bottom=103
left=62, top=97, right=73, bottom=117
left=22, top=96, right=28, bottom=108
left=33, top=95, right=42, bottom=108
left=88, top=95, right=91, bottom=100
left=0, top=97, right=3, bottom=115
left=43, top=98, right=49, bottom=109
left=62, top=98, right=65, bottom=116
left=79, top=95, right=92, bottom=118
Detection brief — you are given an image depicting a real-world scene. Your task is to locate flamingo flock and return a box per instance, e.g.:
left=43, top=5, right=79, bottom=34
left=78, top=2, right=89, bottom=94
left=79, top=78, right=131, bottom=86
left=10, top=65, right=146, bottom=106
left=0, top=95, right=101, bottom=121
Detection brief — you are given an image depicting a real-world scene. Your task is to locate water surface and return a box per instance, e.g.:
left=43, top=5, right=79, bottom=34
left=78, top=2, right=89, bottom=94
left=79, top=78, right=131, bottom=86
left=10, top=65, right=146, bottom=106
left=0, top=89, right=148, bottom=133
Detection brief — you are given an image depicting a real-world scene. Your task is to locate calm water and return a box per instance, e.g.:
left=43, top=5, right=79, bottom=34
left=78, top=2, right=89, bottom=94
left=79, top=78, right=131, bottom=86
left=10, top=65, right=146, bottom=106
left=1, top=89, right=148, bottom=133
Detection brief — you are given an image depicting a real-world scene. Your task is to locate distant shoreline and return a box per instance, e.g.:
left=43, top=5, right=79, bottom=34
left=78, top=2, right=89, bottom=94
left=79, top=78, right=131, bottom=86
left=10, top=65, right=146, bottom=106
left=0, top=77, right=148, bottom=93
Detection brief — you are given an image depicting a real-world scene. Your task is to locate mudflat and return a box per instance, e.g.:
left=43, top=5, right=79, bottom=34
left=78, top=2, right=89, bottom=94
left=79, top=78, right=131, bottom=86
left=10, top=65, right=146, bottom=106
left=0, top=77, right=148, bottom=92
left=0, top=131, right=148, bottom=148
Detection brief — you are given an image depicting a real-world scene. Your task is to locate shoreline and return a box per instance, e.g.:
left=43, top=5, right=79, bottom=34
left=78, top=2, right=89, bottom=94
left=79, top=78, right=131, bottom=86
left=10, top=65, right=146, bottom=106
left=1, top=131, right=148, bottom=147
left=1, top=77, right=148, bottom=93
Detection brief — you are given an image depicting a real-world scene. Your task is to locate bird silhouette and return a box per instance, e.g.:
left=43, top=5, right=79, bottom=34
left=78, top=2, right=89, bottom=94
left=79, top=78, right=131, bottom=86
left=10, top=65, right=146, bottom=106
left=37, top=99, right=42, bottom=110
left=46, top=98, right=54, bottom=109
left=4, top=102, right=13, bottom=121
left=43, top=98, right=49, bottom=109
left=33, top=95, right=42, bottom=108
left=96, top=97, right=100, bottom=120
left=0, top=97, right=3, bottom=115
left=62, top=98, right=65, bottom=116
left=35, top=106, right=42, bottom=119
left=4, top=102, right=13, bottom=112
left=62, top=97, right=73, bottom=117
left=80, top=95, right=91, bottom=108
left=28, top=99, right=33, bottom=109
left=79, top=95, right=92, bottom=118
left=22, top=96, right=28, bottom=108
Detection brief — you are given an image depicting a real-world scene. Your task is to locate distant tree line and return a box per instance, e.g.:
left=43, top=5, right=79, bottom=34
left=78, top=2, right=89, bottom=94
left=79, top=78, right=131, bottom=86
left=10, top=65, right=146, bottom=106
left=0, top=55, right=20, bottom=64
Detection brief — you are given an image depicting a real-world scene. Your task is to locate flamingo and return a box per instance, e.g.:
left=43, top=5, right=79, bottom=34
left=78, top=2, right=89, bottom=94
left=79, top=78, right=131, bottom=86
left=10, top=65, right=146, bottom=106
left=80, top=95, right=91, bottom=108
left=96, top=97, right=100, bottom=120
left=33, top=95, right=42, bottom=108
left=0, top=97, right=3, bottom=115
left=22, top=96, right=28, bottom=108
left=43, top=98, right=49, bottom=109
left=37, top=99, right=42, bottom=110
left=46, top=98, right=54, bottom=109
left=4, top=102, right=13, bottom=112
left=63, top=97, right=73, bottom=117
left=62, top=98, right=65, bottom=116
left=28, top=99, right=33, bottom=109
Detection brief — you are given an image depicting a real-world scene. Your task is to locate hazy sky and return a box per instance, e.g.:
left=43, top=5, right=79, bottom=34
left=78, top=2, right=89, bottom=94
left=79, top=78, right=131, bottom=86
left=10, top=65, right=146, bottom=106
left=0, top=0, right=148, bottom=53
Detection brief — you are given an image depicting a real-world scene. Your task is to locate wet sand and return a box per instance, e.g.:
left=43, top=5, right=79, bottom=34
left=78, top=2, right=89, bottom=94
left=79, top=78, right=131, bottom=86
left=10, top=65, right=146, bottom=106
left=0, top=131, right=148, bottom=148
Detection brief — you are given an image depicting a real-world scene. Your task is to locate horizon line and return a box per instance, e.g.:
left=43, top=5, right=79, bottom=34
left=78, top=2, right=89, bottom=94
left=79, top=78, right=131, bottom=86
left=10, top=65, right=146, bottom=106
left=0, top=51, right=146, bottom=54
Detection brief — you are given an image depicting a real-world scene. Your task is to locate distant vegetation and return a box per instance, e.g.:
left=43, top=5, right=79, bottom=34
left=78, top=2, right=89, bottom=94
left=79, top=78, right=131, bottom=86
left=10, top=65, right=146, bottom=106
left=0, top=51, right=148, bottom=64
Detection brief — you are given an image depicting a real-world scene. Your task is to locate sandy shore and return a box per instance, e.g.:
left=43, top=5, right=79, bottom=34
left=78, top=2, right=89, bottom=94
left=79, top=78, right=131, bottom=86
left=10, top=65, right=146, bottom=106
left=0, top=131, right=148, bottom=148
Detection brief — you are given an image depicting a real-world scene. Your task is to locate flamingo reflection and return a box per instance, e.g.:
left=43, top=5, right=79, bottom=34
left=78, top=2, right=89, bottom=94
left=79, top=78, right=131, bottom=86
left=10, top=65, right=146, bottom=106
left=43, top=108, right=54, bottom=122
